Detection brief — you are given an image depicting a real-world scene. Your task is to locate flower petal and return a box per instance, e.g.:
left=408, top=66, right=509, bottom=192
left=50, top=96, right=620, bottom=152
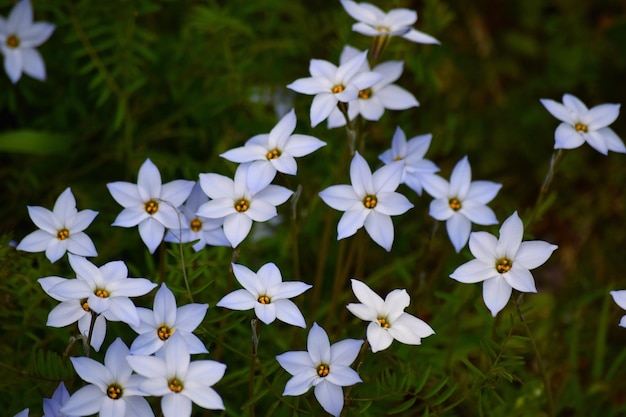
left=482, top=277, right=512, bottom=316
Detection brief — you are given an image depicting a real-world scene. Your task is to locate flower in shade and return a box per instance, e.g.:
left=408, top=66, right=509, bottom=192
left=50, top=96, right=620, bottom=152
left=62, top=338, right=154, bottom=417
left=44, top=382, right=78, bottom=417
left=450, top=211, right=558, bottom=316
left=318, top=151, right=413, bottom=251
left=130, top=283, right=208, bottom=355
left=220, top=109, right=326, bottom=192
left=107, top=158, right=195, bottom=254
left=13, top=410, right=28, bottom=417
left=17, top=187, right=98, bottom=263
left=126, top=333, right=226, bottom=417
left=217, top=262, right=311, bottom=328
left=0, top=0, right=55, bottom=83
left=540, top=94, right=625, bottom=155
left=276, top=323, right=363, bottom=417
left=286, top=50, right=382, bottom=127
left=422, top=156, right=501, bottom=253
left=379, top=126, right=439, bottom=195
left=610, top=290, right=626, bottom=328
left=346, top=279, right=434, bottom=353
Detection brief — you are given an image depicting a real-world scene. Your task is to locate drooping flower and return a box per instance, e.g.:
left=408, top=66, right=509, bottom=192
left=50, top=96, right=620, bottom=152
left=422, top=156, right=501, bottom=253
left=62, top=338, right=154, bottom=417
left=318, top=151, right=413, bottom=251
left=43, top=382, right=78, bottom=417
left=220, top=109, right=326, bottom=192
left=378, top=126, right=439, bottom=195
left=129, top=283, right=208, bottom=355
left=346, top=279, right=434, bottom=353
left=327, top=46, right=419, bottom=128
left=107, top=158, right=195, bottom=254
left=540, top=94, right=625, bottom=155
left=450, top=211, right=558, bottom=316
left=610, top=290, right=626, bottom=328
left=276, top=323, right=363, bottom=417
left=126, top=333, right=227, bottom=417
left=17, top=187, right=98, bottom=263
left=217, top=262, right=311, bottom=328
left=0, top=0, right=55, bottom=83
left=286, top=50, right=382, bottom=127
left=197, top=163, right=293, bottom=247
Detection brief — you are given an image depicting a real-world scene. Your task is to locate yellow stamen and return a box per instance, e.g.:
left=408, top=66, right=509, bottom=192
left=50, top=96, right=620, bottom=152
left=496, top=258, right=512, bottom=273
left=449, top=197, right=462, bottom=211
left=574, top=122, right=588, bottom=133
left=190, top=218, right=202, bottom=232
left=95, top=289, right=109, bottom=298
left=235, top=199, right=249, bottom=212
left=168, top=378, right=183, bottom=393
left=57, top=228, right=70, bottom=240
left=317, top=364, right=330, bottom=377
left=107, top=384, right=123, bottom=399
left=144, top=200, right=159, bottom=215
left=363, top=195, right=378, bottom=209
left=332, top=84, right=345, bottom=94
left=258, top=295, right=271, bottom=304
left=376, top=26, right=390, bottom=33
left=157, top=325, right=175, bottom=341
left=80, top=298, right=90, bottom=312
left=6, top=34, right=20, bottom=48
left=377, top=317, right=390, bottom=329
left=358, top=88, right=372, bottom=100
left=266, top=149, right=281, bottom=160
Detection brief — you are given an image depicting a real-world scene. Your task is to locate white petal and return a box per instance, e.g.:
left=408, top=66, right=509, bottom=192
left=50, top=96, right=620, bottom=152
left=459, top=201, right=498, bottom=226
left=586, top=103, right=620, bottom=130
left=45, top=239, right=67, bottom=263
left=540, top=98, right=575, bottom=124
left=325, top=364, right=362, bottom=386
left=308, top=323, right=331, bottom=364
left=19, top=22, right=55, bottom=47
left=66, top=233, right=98, bottom=257
left=446, top=214, right=472, bottom=253
left=562, top=94, right=588, bottom=113
left=329, top=338, right=362, bottom=366
left=61, top=385, right=103, bottom=416
left=583, top=131, right=609, bottom=155
left=138, top=218, right=165, bottom=253
left=16, top=229, right=51, bottom=253
left=217, top=289, right=256, bottom=311
left=554, top=123, right=584, bottom=150
left=336, top=209, right=368, bottom=240
left=276, top=351, right=315, bottom=375
left=349, top=279, right=384, bottom=310
left=497, top=211, right=524, bottom=258
left=137, top=158, right=162, bottom=201
left=162, top=393, right=191, bottom=417
left=319, top=185, right=360, bottom=211
left=283, top=134, right=326, bottom=157
left=247, top=161, right=277, bottom=194
left=468, top=231, right=498, bottom=260
left=175, top=303, right=209, bottom=332
left=367, top=322, right=393, bottom=352
left=610, top=290, right=626, bottom=310
left=3, top=49, right=22, bottom=83
left=310, top=93, right=338, bottom=127
left=429, top=198, right=454, bottom=221
left=449, top=156, right=471, bottom=199
left=161, top=180, right=194, bottom=207
left=183, top=384, right=225, bottom=410
left=314, top=381, right=345, bottom=417
left=364, top=210, right=394, bottom=251
left=341, top=0, right=379, bottom=25
left=421, top=174, right=450, bottom=199
left=514, top=240, right=557, bottom=269
left=199, top=173, right=234, bottom=200
left=377, top=85, right=419, bottom=110
left=282, top=372, right=316, bottom=396
left=450, top=258, right=496, bottom=284
left=598, top=127, right=626, bottom=153
left=482, top=277, right=512, bottom=316
left=273, top=299, right=307, bottom=327
left=372, top=161, right=403, bottom=193
left=309, top=59, right=338, bottom=81
left=503, top=266, right=537, bottom=293
left=287, top=76, right=331, bottom=95
left=465, top=181, right=501, bottom=204
left=402, top=28, right=440, bottom=44
left=107, top=182, right=142, bottom=207
left=20, top=47, right=45, bottom=80
left=222, top=214, right=252, bottom=247
left=254, top=302, right=277, bottom=324
left=372, top=192, right=413, bottom=216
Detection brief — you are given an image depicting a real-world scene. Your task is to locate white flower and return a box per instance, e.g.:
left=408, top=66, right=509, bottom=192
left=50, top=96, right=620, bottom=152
left=450, top=211, right=558, bottom=316
left=422, top=156, right=501, bottom=253
left=318, top=151, right=413, bottom=251
left=130, top=283, right=208, bottom=355
left=287, top=50, right=382, bottom=127
left=126, top=333, right=226, bottom=416
left=276, top=323, right=363, bottom=417
left=540, top=94, right=625, bottom=155
left=197, top=164, right=293, bottom=247
left=379, top=126, right=439, bottom=195
left=17, top=187, right=98, bottom=263
left=44, top=382, right=78, bottom=417
left=610, top=290, right=626, bottom=328
left=346, top=279, right=434, bottom=353
left=164, top=182, right=230, bottom=251
left=327, top=46, right=419, bottom=128
left=220, top=109, right=326, bottom=192
left=13, top=410, right=28, bottom=417
left=217, top=262, right=311, bottom=328
left=107, top=158, right=195, bottom=254
left=62, top=338, right=154, bottom=417
left=0, top=0, right=55, bottom=83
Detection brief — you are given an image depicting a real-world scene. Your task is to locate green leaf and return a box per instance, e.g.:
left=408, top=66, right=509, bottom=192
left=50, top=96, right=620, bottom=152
left=0, top=130, right=72, bottom=155
left=388, top=397, right=417, bottom=414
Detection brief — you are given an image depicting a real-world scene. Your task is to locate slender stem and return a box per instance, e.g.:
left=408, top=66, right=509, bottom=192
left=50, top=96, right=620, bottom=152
left=340, top=339, right=369, bottom=417
left=526, top=149, right=564, bottom=228
left=248, top=318, right=259, bottom=417
left=290, top=185, right=302, bottom=282
left=84, top=311, right=99, bottom=358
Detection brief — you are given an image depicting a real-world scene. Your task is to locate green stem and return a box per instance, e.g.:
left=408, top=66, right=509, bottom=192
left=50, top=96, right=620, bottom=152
left=249, top=318, right=259, bottom=417
left=526, top=149, right=564, bottom=228
left=84, top=311, right=99, bottom=358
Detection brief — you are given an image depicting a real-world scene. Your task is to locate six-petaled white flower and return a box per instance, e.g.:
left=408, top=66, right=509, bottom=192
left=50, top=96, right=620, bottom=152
left=220, top=109, right=326, bottom=192
left=0, top=0, right=55, bottom=83
left=319, top=151, right=413, bottom=251
left=422, top=156, right=501, bottom=253
left=17, top=187, right=98, bottom=263
left=217, top=262, right=311, bottom=328
left=379, top=126, right=439, bottom=195
left=44, top=382, right=78, bottom=417
left=130, top=283, right=208, bottom=355
left=107, top=158, right=195, bottom=254
left=450, top=211, right=558, bottom=316
left=610, top=290, right=626, bottom=328
left=287, top=50, right=382, bottom=127
left=540, top=94, right=625, bottom=155
left=276, top=323, right=363, bottom=417
left=346, top=279, right=434, bottom=353
left=126, top=333, right=226, bottom=417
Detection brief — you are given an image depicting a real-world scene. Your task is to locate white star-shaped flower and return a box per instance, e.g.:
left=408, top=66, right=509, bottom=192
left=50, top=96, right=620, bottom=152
left=17, top=187, right=98, bottom=263
left=276, top=323, right=363, bottom=417
left=220, top=109, right=326, bottom=192
left=610, top=290, right=626, bottom=328
left=346, top=279, right=434, bottom=353
left=0, top=0, right=55, bottom=83
left=197, top=164, right=293, bottom=247
left=450, top=211, right=558, bottom=316
left=379, top=126, right=439, bottom=195
left=287, top=50, right=382, bottom=127
left=422, top=156, right=501, bottom=253
left=540, top=94, right=625, bottom=155
left=319, top=151, right=413, bottom=251
left=217, top=262, right=311, bottom=328
left=107, top=158, right=195, bottom=254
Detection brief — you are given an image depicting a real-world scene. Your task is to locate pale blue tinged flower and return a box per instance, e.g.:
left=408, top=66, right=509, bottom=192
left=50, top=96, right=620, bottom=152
left=0, top=0, right=55, bottom=83
left=130, top=283, right=209, bottom=355
left=220, top=109, right=326, bottom=192
left=217, top=262, right=311, bottom=328
left=422, top=156, right=501, bottom=253
left=540, top=94, right=625, bottom=155
left=197, top=163, right=293, bottom=247
left=287, top=50, right=382, bottom=127
left=13, top=409, right=28, bottom=417
left=62, top=338, right=154, bottom=417
left=318, top=151, right=413, bottom=251
left=276, top=323, right=363, bottom=417
left=346, top=279, right=434, bottom=353
left=610, top=290, right=626, bottom=328
left=126, top=333, right=227, bottom=416
left=44, top=382, right=79, bottom=417
left=379, top=126, right=439, bottom=195
left=450, top=211, right=558, bottom=316
left=17, top=187, right=98, bottom=263
left=107, top=158, right=195, bottom=254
